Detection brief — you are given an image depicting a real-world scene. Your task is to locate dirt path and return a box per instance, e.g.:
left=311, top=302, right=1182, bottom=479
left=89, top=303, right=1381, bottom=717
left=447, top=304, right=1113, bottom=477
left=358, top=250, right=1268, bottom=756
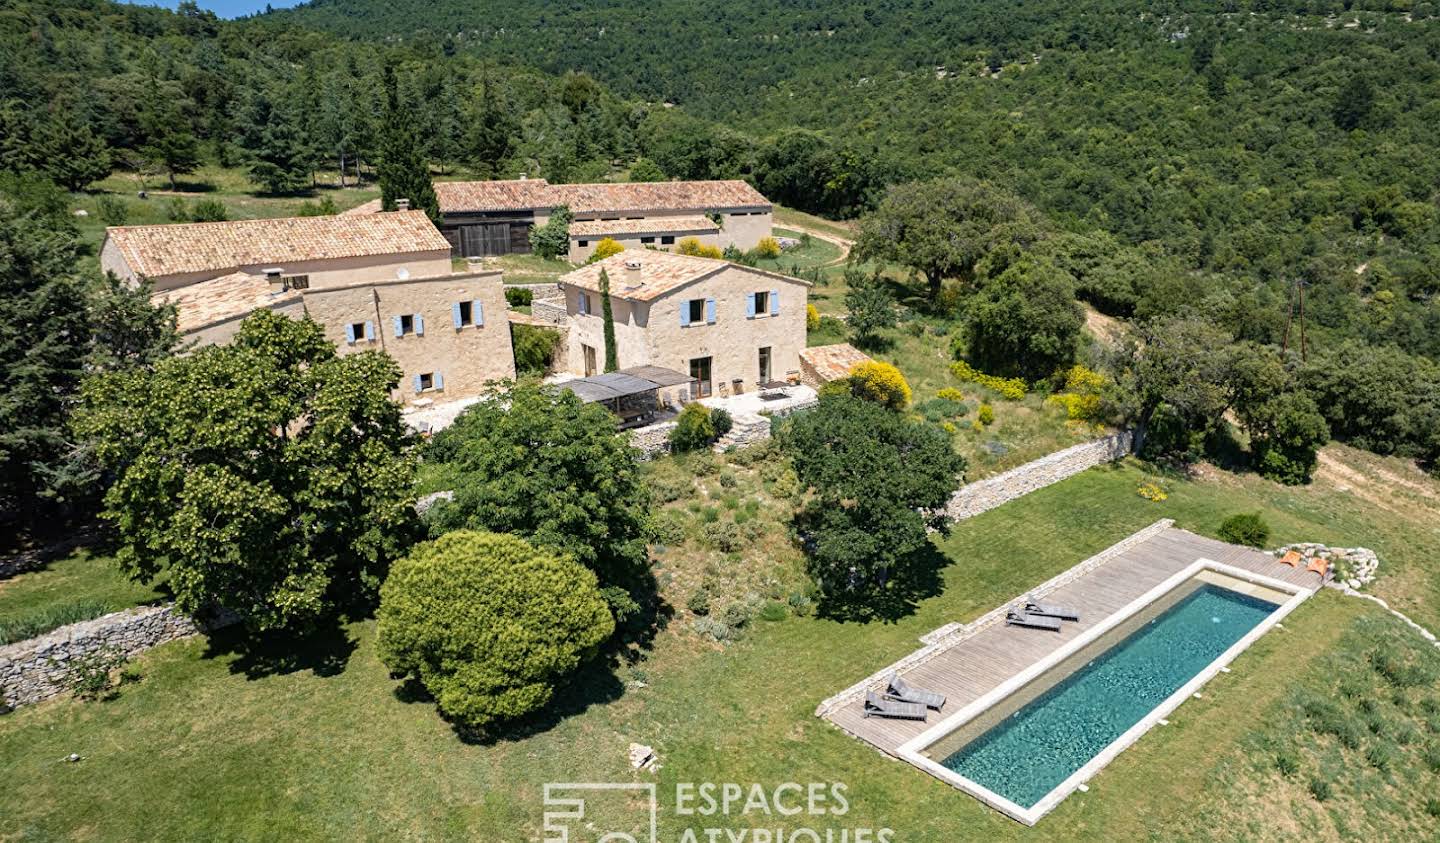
left=778, top=223, right=853, bottom=267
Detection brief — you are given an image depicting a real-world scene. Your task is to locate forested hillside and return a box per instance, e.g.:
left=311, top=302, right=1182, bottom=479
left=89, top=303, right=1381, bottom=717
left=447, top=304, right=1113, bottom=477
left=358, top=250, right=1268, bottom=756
left=276, top=0, right=1440, bottom=364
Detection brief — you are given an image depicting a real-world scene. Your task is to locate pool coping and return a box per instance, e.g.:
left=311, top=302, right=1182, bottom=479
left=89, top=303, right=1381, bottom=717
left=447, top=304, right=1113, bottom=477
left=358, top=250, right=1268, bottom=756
left=894, top=557, right=1312, bottom=826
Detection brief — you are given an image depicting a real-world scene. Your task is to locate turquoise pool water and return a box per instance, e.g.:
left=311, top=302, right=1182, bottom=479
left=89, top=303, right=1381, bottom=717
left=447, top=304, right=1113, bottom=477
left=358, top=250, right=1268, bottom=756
left=938, top=583, right=1279, bottom=808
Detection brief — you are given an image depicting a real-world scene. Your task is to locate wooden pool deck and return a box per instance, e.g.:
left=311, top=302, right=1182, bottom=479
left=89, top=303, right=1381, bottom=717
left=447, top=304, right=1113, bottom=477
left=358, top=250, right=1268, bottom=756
left=816, top=519, right=1325, bottom=755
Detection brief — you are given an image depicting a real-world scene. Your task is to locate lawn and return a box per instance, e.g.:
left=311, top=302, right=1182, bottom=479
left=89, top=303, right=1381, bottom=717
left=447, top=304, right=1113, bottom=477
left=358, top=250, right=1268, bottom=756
left=3, top=449, right=1438, bottom=840
left=0, top=549, right=166, bottom=646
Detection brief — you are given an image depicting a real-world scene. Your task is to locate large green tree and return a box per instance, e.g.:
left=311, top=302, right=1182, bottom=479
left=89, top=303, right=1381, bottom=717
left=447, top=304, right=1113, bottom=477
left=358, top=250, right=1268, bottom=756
left=376, top=69, right=440, bottom=221
left=424, top=381, right=651, bottom=617
left=377, top=530, right=614, bottom=732
left=965, top=255, right=1083, bottom=381
left=855, top=177, right=1044, bottom=300
left=0, top=195, right=90, bottom=525
left=75, top=311, right=420, bottom=631
left=776, top=393, right=965, bottom=617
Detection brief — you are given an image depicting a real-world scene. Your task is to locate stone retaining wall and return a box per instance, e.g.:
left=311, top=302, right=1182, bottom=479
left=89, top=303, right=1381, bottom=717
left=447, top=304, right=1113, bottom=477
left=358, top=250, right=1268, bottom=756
left=529, top=299, right=569, bottom=326
left=629, top=421, right=678, bottom=460
left=0, top=605, right=221, bottom=709
left=944, top=431, right=1134, bottom=521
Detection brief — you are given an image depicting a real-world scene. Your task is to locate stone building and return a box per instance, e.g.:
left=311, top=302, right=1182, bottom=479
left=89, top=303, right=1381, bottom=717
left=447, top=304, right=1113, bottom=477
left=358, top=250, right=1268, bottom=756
left=556, top=250, right=809, bottom=397
left=114, top=212, right=515, bottom=404
left=407, top=178, right=773, bottom=260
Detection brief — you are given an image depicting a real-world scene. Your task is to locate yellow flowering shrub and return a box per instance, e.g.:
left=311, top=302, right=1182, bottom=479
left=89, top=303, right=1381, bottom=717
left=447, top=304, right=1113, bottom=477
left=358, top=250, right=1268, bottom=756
left=588, top=237, right=625, bottom=263
left=677, top=237, right=724, bottom=259
left=1046, top=364, right=1108, bottom=420
left=755, top=236, right=782, bottom=259
left=806, top=304, right=820, bottom=332
left=950, top=360, right=1026, bottom=400
left=1136, top=481, right=1169, bottom=502
left=848, top=360, right=912, bottom=410
left=977, top=403, right=995, bottom=426
left=936, top=387, right=965, bottom=402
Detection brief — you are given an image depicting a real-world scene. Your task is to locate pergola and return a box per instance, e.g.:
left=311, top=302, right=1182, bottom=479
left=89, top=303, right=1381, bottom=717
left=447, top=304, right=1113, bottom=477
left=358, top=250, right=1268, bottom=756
left=562, top=365, right=694, bottom=427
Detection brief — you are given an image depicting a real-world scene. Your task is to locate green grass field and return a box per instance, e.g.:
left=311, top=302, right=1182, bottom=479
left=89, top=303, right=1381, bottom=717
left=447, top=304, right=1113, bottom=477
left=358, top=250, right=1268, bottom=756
left=4, top=450, right=1438, bottom=840
left=0, top=549, right=166, bottom=645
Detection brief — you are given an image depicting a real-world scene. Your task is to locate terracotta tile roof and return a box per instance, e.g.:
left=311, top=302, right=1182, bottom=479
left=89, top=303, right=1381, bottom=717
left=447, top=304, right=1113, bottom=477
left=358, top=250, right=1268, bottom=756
left=799, top=344, right=875, bottom=382
left=151, top=272, right=301, bottom=334
left=434, top=179, right=554, bottom=213
left=105, top=211, right=450, bottom=279
left=433, top=179, right=771, bottom=214
left=559, top=251, right=808, bottom=303
left=568, top=215, right=719, bottom=238
left=340, top=198, right=383, bottom=215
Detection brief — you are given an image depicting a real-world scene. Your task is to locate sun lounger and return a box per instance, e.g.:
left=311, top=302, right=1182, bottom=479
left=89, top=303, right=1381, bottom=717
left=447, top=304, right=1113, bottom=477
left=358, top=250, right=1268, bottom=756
left=885, top=673, right=946, bottom=710
left=1024, top=598, right=1079, bottom=622
left=1006, top=610, right=1062, bottom=631
left=863, top=691, right=927, bottom=720
left=1278, top=550, right=1302, bottom=567
left=1306, top=557, right=1330, bottom=578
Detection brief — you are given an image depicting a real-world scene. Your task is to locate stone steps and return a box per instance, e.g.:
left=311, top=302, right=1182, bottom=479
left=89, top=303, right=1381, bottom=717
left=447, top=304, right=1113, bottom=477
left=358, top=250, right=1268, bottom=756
left=713, top=413, right=771, bottom=452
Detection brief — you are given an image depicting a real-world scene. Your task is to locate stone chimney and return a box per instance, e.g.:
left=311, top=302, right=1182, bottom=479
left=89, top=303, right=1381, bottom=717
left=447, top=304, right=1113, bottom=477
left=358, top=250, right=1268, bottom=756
left=518, top=173, right=527, bottom=181
left=396, top=198, right=410, bottom=212
left=623, top=256, right=643, bottom=288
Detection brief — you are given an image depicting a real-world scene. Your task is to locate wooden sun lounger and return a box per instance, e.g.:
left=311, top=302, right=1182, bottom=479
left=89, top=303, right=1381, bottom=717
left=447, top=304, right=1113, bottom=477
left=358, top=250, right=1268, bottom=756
left=863, top=691, right=927, bottom=720
left=1025, top=598, right=1079, bottom=622
left=1006, top=610, right=1062, bottom=631
left=885, top=673, right=946, bottom=710
left=1306, top=557, right=1330, bottom=578
left=1278, top=550, right=1303, bottom=567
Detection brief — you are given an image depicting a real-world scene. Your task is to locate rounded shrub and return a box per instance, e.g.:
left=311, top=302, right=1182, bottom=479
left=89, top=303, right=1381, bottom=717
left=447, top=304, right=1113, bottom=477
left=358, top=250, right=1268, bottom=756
left=848, top=360, right=912, bottom=410
left=1218, top=512, right=1270, bottom=548
left=376, top=530, right=614, bottom=731
left=504, top=286, right=534, bottom=307
left=669, top=404, right=717, bottom=452
left=978, top=404, right=995, bottom=426
left=588, top=237, right=625, bottom=263
left=755, top=236, right=782, bottom=260
left=806, top=304, right=820, bottom=332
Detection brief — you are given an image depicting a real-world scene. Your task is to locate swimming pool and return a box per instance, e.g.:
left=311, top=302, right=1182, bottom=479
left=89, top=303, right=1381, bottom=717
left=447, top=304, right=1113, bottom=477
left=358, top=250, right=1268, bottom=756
left=897, top=560, right=1309, bottom=825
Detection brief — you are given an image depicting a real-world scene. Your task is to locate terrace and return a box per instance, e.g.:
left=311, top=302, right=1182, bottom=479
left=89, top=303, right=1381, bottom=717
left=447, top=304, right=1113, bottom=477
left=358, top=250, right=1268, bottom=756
left=818, top=519, right=1328, bottom=824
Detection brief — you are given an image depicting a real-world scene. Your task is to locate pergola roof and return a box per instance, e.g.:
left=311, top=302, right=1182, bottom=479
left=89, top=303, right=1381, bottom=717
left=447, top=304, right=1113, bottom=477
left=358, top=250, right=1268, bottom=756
left=563, top=366, right=691, bottom=403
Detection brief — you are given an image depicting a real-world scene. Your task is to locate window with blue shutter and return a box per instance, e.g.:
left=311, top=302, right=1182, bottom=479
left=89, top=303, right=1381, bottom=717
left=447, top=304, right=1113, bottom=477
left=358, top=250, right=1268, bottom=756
left=345, top=324, right=357, bottom=344
left=746, top=293, right=756, bottom=319
left=770, top=289, right=780, bottom=316
left=706, top=298, right=717, bottom=324
left=434, top=372, right=444, bottom=391
left=393, top=316, right=404, bottom=337
left=364, top=321, right=375, bottom=341
left=413, top=374, right=423, bottom=393
left=452, top=302, right=462, bottom=328
left=414, top=314, right=425, bottom=336
left=680, top=303, right=690, bottom=327
left=473, top=300, right=484, bottom=326
left=578, top=292, right=589, bottom=315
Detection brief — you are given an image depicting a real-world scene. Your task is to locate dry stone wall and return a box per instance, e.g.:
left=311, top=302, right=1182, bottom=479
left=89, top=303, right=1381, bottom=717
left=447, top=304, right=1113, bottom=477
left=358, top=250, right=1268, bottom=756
left=0, top=605, right=224, bottom=709
left=944, top=431, right=1134, bottom=521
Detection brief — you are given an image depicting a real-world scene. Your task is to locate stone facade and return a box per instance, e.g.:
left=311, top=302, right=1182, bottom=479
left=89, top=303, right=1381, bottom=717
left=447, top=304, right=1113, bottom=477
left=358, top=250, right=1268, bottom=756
left=0, top=605, right=228, bottom=709
left=628, top=420, right=679, bottom=459
left=943, top=431, right=1135, bottom=521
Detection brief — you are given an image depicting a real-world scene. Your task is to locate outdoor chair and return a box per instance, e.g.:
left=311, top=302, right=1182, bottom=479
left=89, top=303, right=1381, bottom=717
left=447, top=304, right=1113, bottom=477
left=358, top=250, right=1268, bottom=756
left=884, top=673, right=946, bottom=710
left=863, top=691, right=927, bottom=721
left=1005, top=610, right=1062, bottom=631
left=1024, top=598, right=1079, bottom=622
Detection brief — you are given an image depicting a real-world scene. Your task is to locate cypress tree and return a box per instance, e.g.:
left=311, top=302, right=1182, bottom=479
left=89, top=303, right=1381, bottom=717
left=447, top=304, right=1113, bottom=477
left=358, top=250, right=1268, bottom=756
left=600, top=268, right=619, bottom=373
left=376, top=68, right=440, bottom=222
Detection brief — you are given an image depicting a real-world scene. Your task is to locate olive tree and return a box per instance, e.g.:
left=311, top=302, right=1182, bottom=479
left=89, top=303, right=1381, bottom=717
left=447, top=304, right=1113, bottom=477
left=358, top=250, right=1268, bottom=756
left=377, top=530, right=614, bottom=731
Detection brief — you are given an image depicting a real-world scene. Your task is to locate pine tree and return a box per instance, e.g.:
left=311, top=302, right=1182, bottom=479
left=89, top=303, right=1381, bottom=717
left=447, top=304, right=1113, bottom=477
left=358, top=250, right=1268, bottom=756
left=0, top=195, right=91, bottom=524
left=139, top=81, right=201, bottom=190
left=376, top=68, right=440, bottom=222
left=599, top=268, right=619, bottom=373
left=467, top=73, right=517, bottom=178
left=36, top=111, right=112, bottom=191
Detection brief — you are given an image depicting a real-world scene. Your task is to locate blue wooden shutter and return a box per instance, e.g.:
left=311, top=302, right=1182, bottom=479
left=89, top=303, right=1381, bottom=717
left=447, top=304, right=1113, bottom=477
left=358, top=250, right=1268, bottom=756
left=412, top=374, right=422, bottom=393
left=393, top=316, right=403, bottom=337
left=473, top=300, right=484, bottom=326
left=746, top=293, right=756, bottom=319
left=434, top=372, right=444, bottom=391
left=680, top=302, right=690, bottom=327
left=770, top=289, right=780, bottom=316
left=345, top=323, right=357, bottom=344
left=364, top=321, right=375, bottom=341
left=578, top=292, right=588, bottom=315
left=706, top=298, right=717, bottom=324
left=452, top=302, right=462, bottom=328
left=415, top=314, right=425, bottom=336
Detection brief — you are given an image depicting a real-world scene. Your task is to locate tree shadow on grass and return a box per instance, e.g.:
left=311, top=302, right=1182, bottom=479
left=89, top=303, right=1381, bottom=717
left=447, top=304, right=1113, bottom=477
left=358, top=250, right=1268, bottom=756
left=446, top=658, right=628, bottom=746
left=812, top=542, right=952, bottom=624
left=201, top=618, right=358, bottom=680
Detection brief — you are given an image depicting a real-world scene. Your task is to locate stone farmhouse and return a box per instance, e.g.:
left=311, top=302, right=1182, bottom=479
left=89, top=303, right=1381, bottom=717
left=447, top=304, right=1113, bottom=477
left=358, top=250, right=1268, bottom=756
left=425, top=178, right=773, bottom=262
left=556, top=251, right=809, bottom=398
left=101, top=212, right=515, bottom=403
